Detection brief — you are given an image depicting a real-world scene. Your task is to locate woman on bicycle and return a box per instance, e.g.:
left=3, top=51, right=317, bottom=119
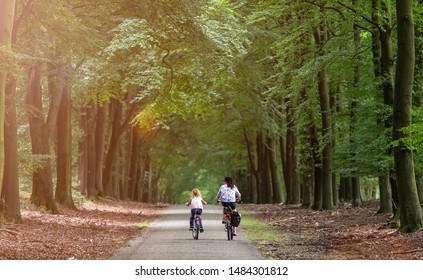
left=216, top=177, right=241, bottom=235
left=186, top=188, right=207, bottom=232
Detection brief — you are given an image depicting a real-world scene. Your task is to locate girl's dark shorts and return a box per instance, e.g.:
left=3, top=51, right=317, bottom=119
left=222, top=201, right=236, bottom=210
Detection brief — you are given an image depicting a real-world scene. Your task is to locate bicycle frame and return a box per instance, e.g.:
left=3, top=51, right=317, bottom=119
left=223, top=206, right=234, bottom=240
left=192, top=210, right=202, bottom=240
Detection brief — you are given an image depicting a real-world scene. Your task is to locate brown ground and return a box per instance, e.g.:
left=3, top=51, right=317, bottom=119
left=1, top=199, right=422, bottom=260
left=0, top=198, right=165, bottom=260
left=240, top=201, right=423, bottom=260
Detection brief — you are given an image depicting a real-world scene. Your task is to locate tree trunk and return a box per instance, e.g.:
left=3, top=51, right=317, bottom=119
left=55, top=64, right=75, bottom=209
left=351, top=12, right=361, bottom=208
left=286, top=103, right=299, bottom=204
left=128, top=136, right=140, bottom=201
left=46, top=62, right=65, bottom=150
left=95, top=103, right=106, bottom=196
left=313, top=8, right=334, bottom=210
left=302, top=88, right=322, bottom=210
left=102, top=99, right=122, bottom=196
left=86, top=102, right=97, bottom=198
left=256, top=132, right=264, bottom=203
left=301, top=155, right=313, bottom=208
left=147, top=158, right=153, bottom=203
left=0, top=0, right=16, bottom=196
left=1, top=78, right=22, bottom=222
left=121, top=126, right=133, bottom=200
left=243, top=126, right=258, bottom=203
left=27, top=65, right=58, bottom=213
left=262, top=136, right=272, bottom=203
left=417, top=175, right=423, bottom=207
left=393, top=0, right=423, bottom=232
left=78, top=106, right=88, bottom=195
left=267, top=136, right=282, bottom=203
left=377, top=172, right=393, bottom=213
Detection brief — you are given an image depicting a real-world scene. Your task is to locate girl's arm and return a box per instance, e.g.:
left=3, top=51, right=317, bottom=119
left=201, top=199, right=207, bottom=205
left=185, top=199, right=192, bottom=206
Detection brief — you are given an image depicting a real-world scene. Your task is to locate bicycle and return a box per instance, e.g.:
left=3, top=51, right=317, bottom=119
left=192, top=209, right=202, bottom=240
left=223, top=206, right=234, bottom=241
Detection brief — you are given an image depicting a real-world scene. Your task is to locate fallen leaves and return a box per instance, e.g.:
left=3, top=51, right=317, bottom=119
left=0, top=198, right=165, bottom=260
left=240, top=201, right=423, bottom=260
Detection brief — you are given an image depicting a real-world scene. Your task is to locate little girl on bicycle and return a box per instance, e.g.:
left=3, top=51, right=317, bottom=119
left=185, top=188, right=207, bottom=232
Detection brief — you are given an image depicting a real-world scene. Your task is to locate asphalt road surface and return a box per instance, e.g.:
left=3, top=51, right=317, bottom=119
left=110, top=204, right=265, bottom=260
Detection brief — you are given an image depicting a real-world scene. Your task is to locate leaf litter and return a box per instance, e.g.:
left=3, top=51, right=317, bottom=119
left=0, top=198, right=165, bottom=260
left=239, top=201, right=423, bottom=260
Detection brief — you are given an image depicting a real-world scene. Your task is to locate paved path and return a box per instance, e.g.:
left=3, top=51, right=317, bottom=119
left=110, top=204, right=265, bottom=260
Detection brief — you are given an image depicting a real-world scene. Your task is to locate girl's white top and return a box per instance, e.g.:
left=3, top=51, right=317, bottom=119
left=191, top=197, right=204, bottom=209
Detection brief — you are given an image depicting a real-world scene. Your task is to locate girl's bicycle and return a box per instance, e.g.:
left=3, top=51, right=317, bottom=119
left=192, top=209, right=202, bottom=240
left=223, top=206, right=234, bottom=240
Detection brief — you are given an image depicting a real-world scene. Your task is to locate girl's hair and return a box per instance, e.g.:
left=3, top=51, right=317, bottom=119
left=191, top=188, right=201, bottom=198
left=224, top=177, right=234, bottom=189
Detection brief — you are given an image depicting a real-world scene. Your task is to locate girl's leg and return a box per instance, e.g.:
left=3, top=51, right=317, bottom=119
left=189, top=209, right=195, bottom=229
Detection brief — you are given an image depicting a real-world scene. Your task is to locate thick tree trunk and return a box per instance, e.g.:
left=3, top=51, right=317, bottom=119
left=27, top=65, right=58, bottom=213
left=102, top=99, right=122, bottom=196
left=1, top=78, right=22, bottom=222
left=393, top=0, right=423, bottom=232
left=379, top=2, right=399, bottom=215
left=46, top=62, right=65, bottom=149
left=0, top=0, right=16, bottom=196
left=372, top=0, right=393, bottom=214
left=314, top=12, right=334, bottom=210
left=55, top=66, right=75, bottom=209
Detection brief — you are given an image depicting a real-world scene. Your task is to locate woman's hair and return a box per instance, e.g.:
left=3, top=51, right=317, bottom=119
left=191, top=188, right=201, bottom=198
left=224, top=177, right=234, bottom=189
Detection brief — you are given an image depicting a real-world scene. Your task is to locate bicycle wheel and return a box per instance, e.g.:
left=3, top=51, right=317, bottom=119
left=192, top=225, right=196, bottom=239
left=226, top=218, right=232, bottom=240
left=194, top=223, right=199, bottom=240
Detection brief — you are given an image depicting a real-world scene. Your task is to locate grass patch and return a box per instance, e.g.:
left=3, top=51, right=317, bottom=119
left=239, top=210, right=283, bottom=242
left=134, top=221, right=150, bottom=228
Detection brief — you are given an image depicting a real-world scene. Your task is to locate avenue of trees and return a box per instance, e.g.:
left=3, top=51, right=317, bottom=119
left=1, top=0, right=423, bottom=232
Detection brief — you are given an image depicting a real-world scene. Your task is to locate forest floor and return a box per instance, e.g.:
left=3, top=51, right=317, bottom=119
left=1, top=199, right=423, bottom=260
left=240, top=201, right=423, bottom=260
left=0, top=198, right=165, bottom=260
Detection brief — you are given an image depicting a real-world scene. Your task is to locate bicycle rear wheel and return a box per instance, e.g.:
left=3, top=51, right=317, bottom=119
left=226, top=218, right=233, bottom=240
left=194, top=224, right=199, bottom=239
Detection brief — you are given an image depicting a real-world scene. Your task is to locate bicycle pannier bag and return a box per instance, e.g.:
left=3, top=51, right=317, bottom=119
left=231, top=211, right=241, bottom=227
